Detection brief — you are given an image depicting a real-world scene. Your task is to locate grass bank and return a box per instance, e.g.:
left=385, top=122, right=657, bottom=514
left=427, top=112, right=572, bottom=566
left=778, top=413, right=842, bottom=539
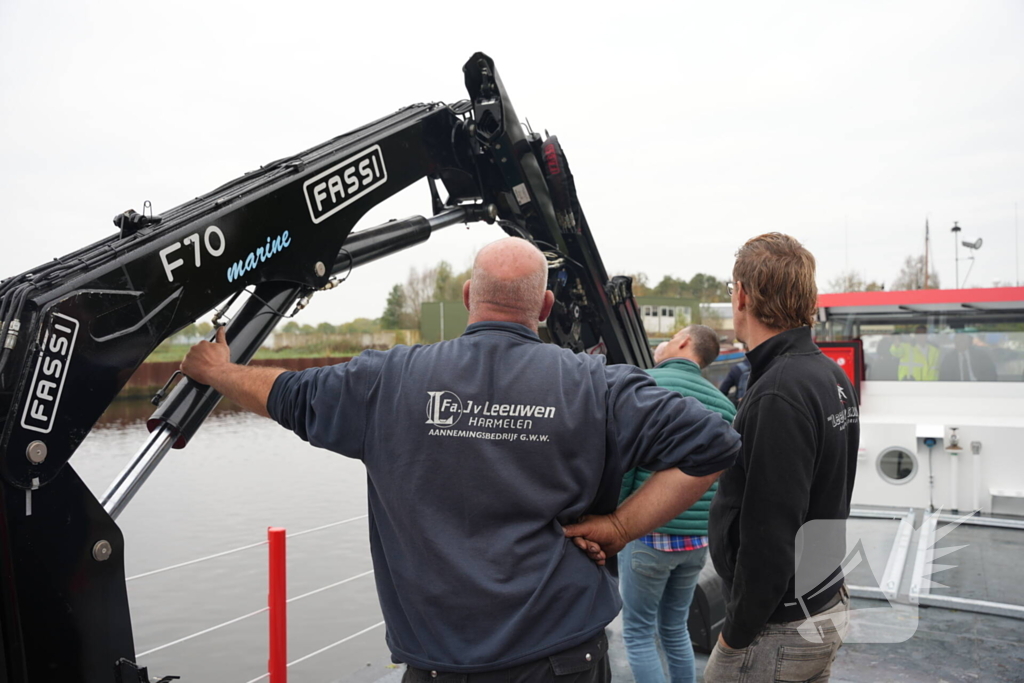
left=146, top=344, right=362, bottom=363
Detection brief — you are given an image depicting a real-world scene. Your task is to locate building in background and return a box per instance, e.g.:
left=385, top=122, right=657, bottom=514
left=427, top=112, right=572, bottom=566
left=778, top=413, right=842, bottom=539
left=699, top=302, right=734, bottom=338
left=420, top=296, right=703, bottom=344
left=420, top=301, right=470, bottom=344
left=637, top=296, right=698, bottom=335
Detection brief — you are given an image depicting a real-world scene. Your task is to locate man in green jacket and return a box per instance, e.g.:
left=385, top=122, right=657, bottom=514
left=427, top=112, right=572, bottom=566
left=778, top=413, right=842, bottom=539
left=618, top=324, right=737, bottom=683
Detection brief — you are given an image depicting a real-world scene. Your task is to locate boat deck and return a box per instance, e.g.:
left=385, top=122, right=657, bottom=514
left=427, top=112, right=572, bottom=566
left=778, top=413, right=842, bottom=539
left=606, top=602, right=1024, bottom=682
left=349, top=512, right=1024, bottom=682
left=351, top=607, right=1024, bottom=683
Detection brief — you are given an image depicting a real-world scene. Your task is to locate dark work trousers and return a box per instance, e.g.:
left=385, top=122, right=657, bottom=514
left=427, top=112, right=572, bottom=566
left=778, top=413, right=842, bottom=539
left=402, top=631, right=610, bottom=683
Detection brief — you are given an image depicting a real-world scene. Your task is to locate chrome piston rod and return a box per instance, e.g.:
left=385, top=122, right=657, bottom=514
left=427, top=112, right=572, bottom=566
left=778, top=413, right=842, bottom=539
left=100, top=423, right=178, bottom=520
left=331, top=204, right=496, bottom=275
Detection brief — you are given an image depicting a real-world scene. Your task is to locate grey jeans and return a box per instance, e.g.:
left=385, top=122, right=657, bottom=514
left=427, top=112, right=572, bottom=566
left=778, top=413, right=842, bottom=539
left=703, top=585, right=850, bottom=683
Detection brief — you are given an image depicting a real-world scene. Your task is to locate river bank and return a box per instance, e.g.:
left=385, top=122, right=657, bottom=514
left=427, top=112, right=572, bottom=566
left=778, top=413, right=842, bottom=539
left=120, top=356, right=355, bottom=398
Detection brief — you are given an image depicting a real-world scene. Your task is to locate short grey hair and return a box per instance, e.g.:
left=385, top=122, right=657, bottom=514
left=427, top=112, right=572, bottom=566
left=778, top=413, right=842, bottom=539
left=470, top=239, right=548, bottom=320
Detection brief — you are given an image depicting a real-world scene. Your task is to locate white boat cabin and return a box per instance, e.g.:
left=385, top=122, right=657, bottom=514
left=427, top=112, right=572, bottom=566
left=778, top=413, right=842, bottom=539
left=816, top=287, right=1024, bottom=517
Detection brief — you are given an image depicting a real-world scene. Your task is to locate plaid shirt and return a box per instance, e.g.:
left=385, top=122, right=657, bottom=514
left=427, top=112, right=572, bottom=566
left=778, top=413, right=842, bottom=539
left=639, top=532, right=709, bottom=552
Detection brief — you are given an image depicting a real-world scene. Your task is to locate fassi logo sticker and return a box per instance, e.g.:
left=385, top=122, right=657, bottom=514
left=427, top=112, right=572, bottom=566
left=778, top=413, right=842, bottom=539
left=303, top=145, right=387, bottom=225
left=21, top=313, right=79, bottom=434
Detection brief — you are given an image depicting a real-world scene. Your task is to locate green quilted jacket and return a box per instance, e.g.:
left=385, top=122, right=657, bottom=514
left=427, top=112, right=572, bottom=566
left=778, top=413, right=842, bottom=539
left=619, top=358, right=738, bottom=536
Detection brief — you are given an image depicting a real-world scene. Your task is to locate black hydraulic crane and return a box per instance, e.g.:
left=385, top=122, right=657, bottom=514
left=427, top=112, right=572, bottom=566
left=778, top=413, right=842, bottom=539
left=0, top=53, right=653, bottom=682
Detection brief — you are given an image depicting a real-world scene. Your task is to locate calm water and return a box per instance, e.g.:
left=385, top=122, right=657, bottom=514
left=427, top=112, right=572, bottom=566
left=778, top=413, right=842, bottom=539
left=74, top=399, right=392, bottom=683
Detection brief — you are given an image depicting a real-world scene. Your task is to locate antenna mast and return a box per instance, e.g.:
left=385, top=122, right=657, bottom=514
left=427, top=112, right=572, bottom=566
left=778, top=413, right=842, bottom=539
left=952, top=221, right=962, bottom=288
left=924, top=218, right=930, bottom=289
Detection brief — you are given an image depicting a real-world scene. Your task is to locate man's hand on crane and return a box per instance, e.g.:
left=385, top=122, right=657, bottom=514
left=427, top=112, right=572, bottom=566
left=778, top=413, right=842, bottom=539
left=181, top=326, right=231, bottom=386
left=180, top=326, right=284, bottom=418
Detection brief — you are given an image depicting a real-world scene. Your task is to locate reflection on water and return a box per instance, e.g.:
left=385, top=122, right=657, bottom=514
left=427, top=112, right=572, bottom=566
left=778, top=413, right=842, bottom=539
left=74, top=398, right=390, bottom=682
left=96, top=397, right=248, bottom=429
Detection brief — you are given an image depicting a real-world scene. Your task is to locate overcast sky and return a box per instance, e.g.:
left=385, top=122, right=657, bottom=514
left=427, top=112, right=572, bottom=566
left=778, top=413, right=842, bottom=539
left=1, top=1, right=1021, bottom=326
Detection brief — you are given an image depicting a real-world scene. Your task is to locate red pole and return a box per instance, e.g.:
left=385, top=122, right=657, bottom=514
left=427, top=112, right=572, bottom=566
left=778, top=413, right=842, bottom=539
left=268, top=527, right=287, bottom=683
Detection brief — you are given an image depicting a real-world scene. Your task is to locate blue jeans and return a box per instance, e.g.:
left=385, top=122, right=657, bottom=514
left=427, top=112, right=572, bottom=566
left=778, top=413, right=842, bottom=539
left=619, top=540, right=708, bottom=683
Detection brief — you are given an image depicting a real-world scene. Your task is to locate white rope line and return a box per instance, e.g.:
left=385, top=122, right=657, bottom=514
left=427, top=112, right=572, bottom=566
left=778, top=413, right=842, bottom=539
left=135, top=569, right=374, bottom=659
left=127, top=540, right=267, bottom=582
left=126, top=515, right=368, bottom=581
left=288, top=621, right=386, bottom=668
left=287, top=570, right=374, bottom=604
left=243, top=620, right=387, bottom=683
left=286, top=515, right=368, bottom=539
left=137, top=607, right=268, bottom=658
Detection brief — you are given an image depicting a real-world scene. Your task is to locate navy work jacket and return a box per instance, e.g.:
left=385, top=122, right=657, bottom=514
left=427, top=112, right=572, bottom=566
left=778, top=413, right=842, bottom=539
left=268, top=321, right=740, bottom=672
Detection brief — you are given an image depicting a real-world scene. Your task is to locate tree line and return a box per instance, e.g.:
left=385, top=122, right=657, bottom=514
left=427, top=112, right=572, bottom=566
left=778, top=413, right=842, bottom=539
left=625, top=273, right=731, bottom=302
left=827, top=254, right=939, bottom=293
left=381, top=260, right=473, bottom=329
left=269, top=260, right=734, bottom=336
left=278, top=318, right=382, bottom=335
left=183, top=247, right=994, bottom=339
left=381, top=266, right=734, bottom=329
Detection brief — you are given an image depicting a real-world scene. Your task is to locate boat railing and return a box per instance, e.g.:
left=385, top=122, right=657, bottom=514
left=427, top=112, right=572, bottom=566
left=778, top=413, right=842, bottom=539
left=848, top=506, right=1024, bottom=621
left=130, top=514, right=384, bottom=682
left=131, top=505, right=1024, bottom=681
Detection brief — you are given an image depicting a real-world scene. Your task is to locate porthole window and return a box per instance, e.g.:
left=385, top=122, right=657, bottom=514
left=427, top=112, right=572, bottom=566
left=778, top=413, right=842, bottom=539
left=876, top=447, right=918, bottom=485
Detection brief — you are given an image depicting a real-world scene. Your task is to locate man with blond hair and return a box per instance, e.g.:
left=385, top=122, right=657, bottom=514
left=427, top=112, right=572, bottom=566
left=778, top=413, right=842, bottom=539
left=182, top=237, right=740, bottom=682
left=703, top=233, right=859, bottom=682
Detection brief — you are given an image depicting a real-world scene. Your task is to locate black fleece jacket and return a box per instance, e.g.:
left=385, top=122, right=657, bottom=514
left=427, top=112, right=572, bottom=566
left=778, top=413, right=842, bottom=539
left=709, top=327, right=859, bottom=648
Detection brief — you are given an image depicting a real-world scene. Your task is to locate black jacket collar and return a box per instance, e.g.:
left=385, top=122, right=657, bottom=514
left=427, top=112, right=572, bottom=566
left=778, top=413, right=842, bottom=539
left=746, top=326, right=818, bottom=387
left=461, top=321, right=542, bottom=342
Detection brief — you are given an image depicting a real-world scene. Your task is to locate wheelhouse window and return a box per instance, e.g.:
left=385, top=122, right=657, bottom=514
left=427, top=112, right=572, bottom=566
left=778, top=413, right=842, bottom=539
left=817, top=310, right=1024, bottom=382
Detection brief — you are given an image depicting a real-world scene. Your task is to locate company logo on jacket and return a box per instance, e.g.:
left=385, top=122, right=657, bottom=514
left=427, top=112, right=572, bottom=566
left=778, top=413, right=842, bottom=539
left=425, top=391, right=558, bottom=428
left=426, top=391, right=464, bottom=426
left=827, top=385, right=857, bottom=431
